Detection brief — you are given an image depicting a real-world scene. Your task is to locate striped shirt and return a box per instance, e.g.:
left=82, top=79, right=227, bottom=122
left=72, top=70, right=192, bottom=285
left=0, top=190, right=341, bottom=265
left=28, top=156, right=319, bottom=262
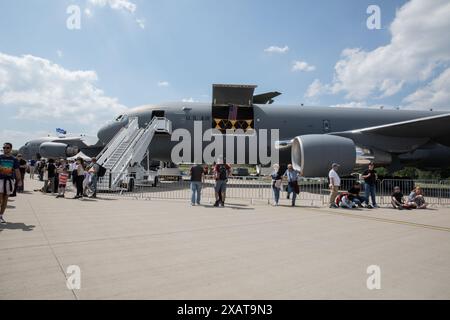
left=58, top=173, right=69, bottom=185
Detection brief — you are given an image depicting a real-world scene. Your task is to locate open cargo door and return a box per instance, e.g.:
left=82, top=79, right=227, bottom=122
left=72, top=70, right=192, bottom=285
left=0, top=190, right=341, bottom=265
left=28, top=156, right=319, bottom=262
left=212, top=84, right=256, bottom=134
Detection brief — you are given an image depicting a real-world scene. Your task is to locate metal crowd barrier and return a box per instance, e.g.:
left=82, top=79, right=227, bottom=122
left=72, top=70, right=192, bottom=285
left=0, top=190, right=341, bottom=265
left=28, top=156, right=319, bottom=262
left=93, top=174, right=450, bottom=207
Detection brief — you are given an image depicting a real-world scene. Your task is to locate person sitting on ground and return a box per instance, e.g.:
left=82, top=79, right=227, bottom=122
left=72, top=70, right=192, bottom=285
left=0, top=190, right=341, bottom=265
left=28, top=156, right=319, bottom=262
left=408, top=186, right=427, bottom=209
left=391, top=186, right=414, bottom=210
left=347, top=182, right=366, bottom=208
left=336, top=192, right=357, bottom=209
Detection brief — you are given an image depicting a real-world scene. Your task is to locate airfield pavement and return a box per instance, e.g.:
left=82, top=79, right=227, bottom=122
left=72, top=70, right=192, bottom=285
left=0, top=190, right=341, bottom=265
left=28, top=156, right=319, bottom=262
left=1, top=177, right=450, bottom=300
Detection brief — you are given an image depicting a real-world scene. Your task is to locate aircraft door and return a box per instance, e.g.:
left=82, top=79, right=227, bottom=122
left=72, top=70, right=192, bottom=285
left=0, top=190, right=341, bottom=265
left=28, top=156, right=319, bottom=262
left=151, top=110, right=165, bottom=119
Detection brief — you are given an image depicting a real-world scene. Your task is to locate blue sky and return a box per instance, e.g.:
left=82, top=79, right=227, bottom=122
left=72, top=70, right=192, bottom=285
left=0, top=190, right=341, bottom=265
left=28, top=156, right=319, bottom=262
left=1, top=0, right=449, bottom=147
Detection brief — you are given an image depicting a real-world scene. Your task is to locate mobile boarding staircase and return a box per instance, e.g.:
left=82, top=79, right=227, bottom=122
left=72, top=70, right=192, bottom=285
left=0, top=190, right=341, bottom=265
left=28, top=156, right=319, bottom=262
left=96, top=116, right=172, bottom=191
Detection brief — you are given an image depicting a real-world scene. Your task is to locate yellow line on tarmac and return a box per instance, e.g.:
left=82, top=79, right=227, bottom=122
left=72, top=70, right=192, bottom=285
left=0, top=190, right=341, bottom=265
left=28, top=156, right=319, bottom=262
left=308, top=208, right=450, bottom=233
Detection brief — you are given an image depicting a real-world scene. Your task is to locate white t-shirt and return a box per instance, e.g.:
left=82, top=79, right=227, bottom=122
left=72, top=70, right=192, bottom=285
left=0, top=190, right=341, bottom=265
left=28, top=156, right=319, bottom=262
left=328, top=169, right=341, bottom=186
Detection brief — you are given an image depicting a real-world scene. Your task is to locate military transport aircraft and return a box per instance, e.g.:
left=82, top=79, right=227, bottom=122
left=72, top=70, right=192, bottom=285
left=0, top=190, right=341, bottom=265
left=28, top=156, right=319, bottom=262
left=18, top=136, right=103, bottom=160
left=19, top=84, right=450, bottom=177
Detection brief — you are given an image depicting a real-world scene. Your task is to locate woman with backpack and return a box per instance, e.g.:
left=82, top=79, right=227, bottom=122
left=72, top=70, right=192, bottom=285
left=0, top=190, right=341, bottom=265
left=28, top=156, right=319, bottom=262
left=213, top=158, right=231, bottom=207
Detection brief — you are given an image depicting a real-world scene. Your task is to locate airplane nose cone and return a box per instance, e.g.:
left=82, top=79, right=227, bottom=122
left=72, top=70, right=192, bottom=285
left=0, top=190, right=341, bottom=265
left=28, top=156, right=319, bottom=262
left=97, top=119, right=128, bottom=145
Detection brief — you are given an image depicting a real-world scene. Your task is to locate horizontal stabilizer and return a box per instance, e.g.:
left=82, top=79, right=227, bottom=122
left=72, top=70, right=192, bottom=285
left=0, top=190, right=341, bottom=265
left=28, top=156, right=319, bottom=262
left=253, top=91, right=282, bottom=104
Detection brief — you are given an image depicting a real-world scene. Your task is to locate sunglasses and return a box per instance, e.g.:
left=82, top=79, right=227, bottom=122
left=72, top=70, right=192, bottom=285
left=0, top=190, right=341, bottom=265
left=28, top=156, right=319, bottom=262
left=3, top=146, right=11, bottom=150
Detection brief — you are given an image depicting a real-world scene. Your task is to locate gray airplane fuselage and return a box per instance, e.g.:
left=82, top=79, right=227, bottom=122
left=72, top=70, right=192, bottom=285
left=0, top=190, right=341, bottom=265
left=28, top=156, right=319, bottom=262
left=96, top=102, right=450, bottom=170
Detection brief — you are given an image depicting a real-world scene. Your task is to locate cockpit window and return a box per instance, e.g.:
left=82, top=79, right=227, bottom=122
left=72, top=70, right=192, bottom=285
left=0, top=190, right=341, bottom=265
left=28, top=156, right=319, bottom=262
left=115, top=115, right=123, bottom=121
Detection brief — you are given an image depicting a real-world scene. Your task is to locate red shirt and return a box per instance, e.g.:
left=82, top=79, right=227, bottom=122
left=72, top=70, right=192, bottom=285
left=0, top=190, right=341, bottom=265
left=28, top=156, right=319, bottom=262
left=58, top=173, right=69, bottom=185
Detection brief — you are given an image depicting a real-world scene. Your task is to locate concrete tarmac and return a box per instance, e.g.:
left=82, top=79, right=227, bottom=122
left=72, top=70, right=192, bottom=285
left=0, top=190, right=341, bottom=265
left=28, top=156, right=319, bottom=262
left=1, top=178, right=450, bottom=299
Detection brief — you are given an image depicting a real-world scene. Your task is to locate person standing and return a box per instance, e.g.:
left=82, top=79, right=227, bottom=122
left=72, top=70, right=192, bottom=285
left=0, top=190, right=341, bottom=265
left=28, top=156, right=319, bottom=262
left=213, top=159, right=231, bottom=207
left=190, top=163, right=206, bottom=206
left=362, top=162, right=378, bottom=208
left=17, top=154, right=27, bottom=193
left=0, top=143, right=22, bottom=224
left=271, top=164, right=282, bottom=206
left=47, top=159, right=57, bottom=194
left=74, top=158, right=85, bottom=199
left=88, top=157, right=100, bottom=198
left=69, top=160, right=77, bottom=184
left=41, top=160, right=49, bottom=193
left=328, top=163, right=341, bottom=208
left=29, top=158, right=36, bottom=180
left=283, top=164, right=301, bottom=207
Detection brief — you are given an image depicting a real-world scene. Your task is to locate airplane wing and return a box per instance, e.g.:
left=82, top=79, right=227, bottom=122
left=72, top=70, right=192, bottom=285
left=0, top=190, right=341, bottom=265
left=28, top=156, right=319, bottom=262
left=253, top=91, right=282, bottom=104
left=342, top=113, right=450, bottom=139
left=332, top=113, right=450, bottom=152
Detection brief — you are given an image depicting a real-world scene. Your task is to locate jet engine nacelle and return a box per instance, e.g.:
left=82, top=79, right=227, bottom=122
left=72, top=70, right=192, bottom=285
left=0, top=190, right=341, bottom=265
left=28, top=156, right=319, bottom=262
left=291, top=134, right=356, bottom=177
left=39, top=142, right=79, bottom=159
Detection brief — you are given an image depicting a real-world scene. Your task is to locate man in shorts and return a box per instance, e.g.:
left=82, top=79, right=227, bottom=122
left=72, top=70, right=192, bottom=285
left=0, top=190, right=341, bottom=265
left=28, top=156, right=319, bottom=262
left=0, top=142, right=22, bottom=224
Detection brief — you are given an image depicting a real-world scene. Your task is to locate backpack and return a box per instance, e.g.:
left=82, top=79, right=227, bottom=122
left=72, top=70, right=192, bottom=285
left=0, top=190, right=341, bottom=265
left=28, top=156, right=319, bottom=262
left=335, top=192, right=348, bottom=206
left=336, top=192, right=355, bottom=208
left=217, top=165, right=228, bottom=180
left=97, top=165, right=107, bottom=177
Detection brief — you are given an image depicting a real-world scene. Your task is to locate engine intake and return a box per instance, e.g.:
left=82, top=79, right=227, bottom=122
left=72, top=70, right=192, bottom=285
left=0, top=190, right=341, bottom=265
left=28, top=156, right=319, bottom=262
left=39, top=142, right=79, bottom=158
left=291, top=134, right=356, bottom=177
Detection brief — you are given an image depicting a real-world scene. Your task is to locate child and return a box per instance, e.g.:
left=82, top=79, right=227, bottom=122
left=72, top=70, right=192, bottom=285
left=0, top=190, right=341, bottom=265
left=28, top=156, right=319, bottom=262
left=408, top=186, right=427, bottom=209
left=56, top=167, right=69, bottom=198
left=391, top=186, right=414, bottom=210
left=336, top=192, right=357, bottom=209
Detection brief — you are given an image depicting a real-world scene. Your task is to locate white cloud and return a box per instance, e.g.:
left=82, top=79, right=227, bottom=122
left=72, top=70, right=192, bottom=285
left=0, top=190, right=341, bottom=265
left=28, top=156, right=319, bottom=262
left=136, top=18, right=145, bottom=29
left=305, top=79, right=329, bottom=98
left=88, top=0, right=136, bottom=14
left=182, top=97, right=195, bottom=103
left=0, top=129, right=48, bottom=150
left=292, top=60, right=316, bottom=72
left=157, top=81, right=169, bottom=87
left=264, top=46, right=289, bottom=54
left=403, top=67, right=450, bottom=109
left=0, top=52, right=127, bottom=137
left=326, top=0, right=450, bottom=100
left=87, top=0, right=145, bottom=30
left=56, top=50, right=63, bottom=58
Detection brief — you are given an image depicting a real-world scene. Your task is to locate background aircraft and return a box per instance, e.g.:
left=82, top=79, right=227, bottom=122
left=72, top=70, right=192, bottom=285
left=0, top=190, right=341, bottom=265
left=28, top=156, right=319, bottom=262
left=18, top=136, right=103, bottom=160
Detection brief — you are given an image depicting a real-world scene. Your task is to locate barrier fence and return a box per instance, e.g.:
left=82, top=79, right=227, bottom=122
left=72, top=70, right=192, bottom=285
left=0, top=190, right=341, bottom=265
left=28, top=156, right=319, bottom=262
left=94, top=174, right=450, bottom=207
